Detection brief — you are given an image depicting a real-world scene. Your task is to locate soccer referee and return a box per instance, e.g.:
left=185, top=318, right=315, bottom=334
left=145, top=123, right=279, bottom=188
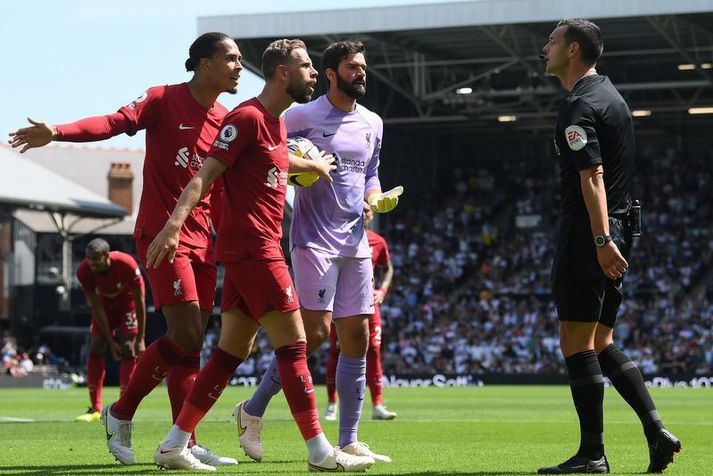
left=539, top=19, right=681, bottom=474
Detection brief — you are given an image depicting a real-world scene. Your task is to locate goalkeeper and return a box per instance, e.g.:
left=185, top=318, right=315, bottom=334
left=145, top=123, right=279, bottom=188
left=232, top=40, right=398, bottom=465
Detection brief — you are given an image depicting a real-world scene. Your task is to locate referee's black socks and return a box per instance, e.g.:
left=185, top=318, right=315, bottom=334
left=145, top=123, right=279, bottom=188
left=565, top=350, right=605, bottom=460
left=598, top=343, right=664, bottom=445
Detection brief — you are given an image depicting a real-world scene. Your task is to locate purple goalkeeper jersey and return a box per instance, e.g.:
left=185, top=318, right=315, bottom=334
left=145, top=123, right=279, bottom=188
left=286, top=95, right=382, bottom=258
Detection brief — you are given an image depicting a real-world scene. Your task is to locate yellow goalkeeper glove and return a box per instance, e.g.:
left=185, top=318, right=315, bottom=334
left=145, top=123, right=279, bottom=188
left=367, top=186, right=403, bottom=213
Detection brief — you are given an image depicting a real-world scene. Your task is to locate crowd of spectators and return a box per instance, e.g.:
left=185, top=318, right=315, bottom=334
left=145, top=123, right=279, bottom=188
left=2, top=333, right=63, bottom=377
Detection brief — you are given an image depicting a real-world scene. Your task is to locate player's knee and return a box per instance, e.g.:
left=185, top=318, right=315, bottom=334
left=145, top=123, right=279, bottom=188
left=89, top=338, right=107, bottom=355
left=168, top=322, right=204, bottom=351
left=305, top=322, right=330, bottom=353
left=119, top=341, right=135, bottom=359
left=594, top=337, right=614, bottom=355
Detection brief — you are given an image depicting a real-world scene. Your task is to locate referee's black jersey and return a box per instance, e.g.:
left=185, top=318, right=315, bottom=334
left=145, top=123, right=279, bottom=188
left=553, top=74, right=633, bottom=216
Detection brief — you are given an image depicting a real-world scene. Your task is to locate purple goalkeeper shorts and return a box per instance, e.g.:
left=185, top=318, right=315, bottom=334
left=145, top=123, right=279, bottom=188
left=291, top=246, right=374, bottom=318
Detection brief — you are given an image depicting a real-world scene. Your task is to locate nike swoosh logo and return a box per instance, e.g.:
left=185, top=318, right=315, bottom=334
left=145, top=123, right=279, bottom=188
left=237, top=408, right=248, bottom=436
left=179, top=124, right=194, bottom=130
left=267, top=145, right=279, bottom=151
left=304, top=388, right=315, bottom=394
left=160, top=449, right=172, bottom=454
left=308, top=462, right=345, bottom=472
left=322, top=132, right=336, bottom=137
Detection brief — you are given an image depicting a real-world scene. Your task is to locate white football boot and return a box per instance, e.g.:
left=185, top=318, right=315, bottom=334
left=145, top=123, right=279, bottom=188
left=232, top=400, right=263, bottom=461
left=154, top=444, right=216, bottom=471
left=191, top=444, right=238, bottom=466
left=324, top=402, right=337, bottom=421
left=342, top=441, right=392, bottom=463
left=101, top=403, right=134, bottom=465
left=308, top=446, right=375, bottom=472
left=372, top=405, right=397, bottom=420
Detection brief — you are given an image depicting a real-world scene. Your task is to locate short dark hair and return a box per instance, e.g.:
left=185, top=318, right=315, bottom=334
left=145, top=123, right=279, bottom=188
left=557, top=19, right=603, bottom=66
left=261, top=39, right=307, bottom=79
left=185, top=32, right=232, bottom=72
left=321, top=40, right=366, bottom=74
left=86, top=238, right=110, bottom=255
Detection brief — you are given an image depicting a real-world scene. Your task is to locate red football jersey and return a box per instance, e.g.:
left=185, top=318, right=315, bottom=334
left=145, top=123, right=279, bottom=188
left=367, top=229, right=389, bottom=270
left=119, top=83, right=228, bottom=248
left=208, top=98, right=289, bottom=262
left=76, top=251, right=144, bottom=310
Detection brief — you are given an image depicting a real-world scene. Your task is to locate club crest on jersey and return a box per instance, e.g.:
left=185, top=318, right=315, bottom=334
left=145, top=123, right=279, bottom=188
left=565, top=125, right=587, bottom=151
left=365, top=132, right=372, bottom=148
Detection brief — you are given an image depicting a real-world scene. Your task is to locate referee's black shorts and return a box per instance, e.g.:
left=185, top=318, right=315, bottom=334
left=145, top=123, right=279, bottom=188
left=551, top=214, right=632, bottom=328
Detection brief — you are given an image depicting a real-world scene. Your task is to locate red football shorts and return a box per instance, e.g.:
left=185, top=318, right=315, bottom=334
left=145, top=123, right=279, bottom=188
left=90, top=302, right=139, bottom=337
left=369, top=303, right=383, bottom=349
left=135, top=238, right=217, bottom=312
left=221, top=260, right=300, bottom=320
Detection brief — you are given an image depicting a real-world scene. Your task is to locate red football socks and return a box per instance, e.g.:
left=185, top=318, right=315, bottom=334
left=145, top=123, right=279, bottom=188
left=367, top=344, right=383, bottom=407
left=87, top=353, right=105, bottom=412
left=167, top=351, right=201, bottom=445
left=119, top=355, right=137, bottom=397
left=112, top=336, right=185, bottom=419
left=175, top=347, right=242, bottom=433
left=275, top=341, right=322, bottom=441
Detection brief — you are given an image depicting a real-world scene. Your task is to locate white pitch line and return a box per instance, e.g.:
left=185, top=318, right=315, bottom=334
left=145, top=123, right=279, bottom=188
left=0, top=417, right=35, bottom=423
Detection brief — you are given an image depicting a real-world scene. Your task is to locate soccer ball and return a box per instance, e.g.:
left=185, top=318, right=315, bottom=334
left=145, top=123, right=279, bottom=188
left=287, top=136, right=321, bottom=188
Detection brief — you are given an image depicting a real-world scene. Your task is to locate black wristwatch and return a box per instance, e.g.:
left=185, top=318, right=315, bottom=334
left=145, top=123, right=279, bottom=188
left=593, top=234, right=612, bottom=247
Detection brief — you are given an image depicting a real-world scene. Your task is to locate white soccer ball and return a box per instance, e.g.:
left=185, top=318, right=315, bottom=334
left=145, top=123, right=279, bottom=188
left=287, top=136, right=321, bottom=188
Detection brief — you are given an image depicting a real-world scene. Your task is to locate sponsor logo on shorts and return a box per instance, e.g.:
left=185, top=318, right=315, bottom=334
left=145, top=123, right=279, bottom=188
left=173, top=278, right=183, bottom=296
left=284, top=286, right=294, bottom=304
left=318, top=289, right=326, bottom=304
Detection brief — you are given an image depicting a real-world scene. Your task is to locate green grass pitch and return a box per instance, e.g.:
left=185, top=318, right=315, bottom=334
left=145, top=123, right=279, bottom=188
left=0, top=385, right=707, bottom=474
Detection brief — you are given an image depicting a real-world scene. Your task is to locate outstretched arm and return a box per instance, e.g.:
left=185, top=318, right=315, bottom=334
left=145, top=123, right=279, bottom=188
left=8, top=114, right=130, bottom=153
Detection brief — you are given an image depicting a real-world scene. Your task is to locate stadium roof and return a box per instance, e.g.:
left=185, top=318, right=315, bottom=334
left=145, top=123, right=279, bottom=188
left=0, top=146, right=127, bottom=219
left=200, top=0, right=713, bottom=136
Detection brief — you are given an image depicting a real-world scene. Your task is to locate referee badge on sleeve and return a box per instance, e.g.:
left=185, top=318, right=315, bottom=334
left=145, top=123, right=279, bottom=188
left=565, top=125, right=587, bottom=151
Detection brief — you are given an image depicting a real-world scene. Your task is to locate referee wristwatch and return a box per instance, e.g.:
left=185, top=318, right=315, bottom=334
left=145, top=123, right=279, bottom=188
left=593, top=234, right=612, bottom=247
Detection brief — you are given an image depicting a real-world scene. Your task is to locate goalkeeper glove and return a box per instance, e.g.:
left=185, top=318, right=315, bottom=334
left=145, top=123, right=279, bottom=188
left=368, top=186, right=403, bottom=213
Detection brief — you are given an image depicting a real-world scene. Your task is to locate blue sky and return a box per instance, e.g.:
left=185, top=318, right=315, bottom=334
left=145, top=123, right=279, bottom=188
left=1, top=0, right=465, bottom=150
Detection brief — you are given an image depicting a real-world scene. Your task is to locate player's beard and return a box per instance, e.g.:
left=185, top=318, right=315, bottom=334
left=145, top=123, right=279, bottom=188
left=337, top=73, right=366, bottom=99
left=287, top=78, right=314, bottom=104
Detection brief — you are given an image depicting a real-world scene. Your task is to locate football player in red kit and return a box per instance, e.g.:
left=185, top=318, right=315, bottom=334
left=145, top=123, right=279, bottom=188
left=146, top=39, right=374, bottom=472
left=74, top=239, right=145, bottom=423
left=9, top=32, right=240, bottom=467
